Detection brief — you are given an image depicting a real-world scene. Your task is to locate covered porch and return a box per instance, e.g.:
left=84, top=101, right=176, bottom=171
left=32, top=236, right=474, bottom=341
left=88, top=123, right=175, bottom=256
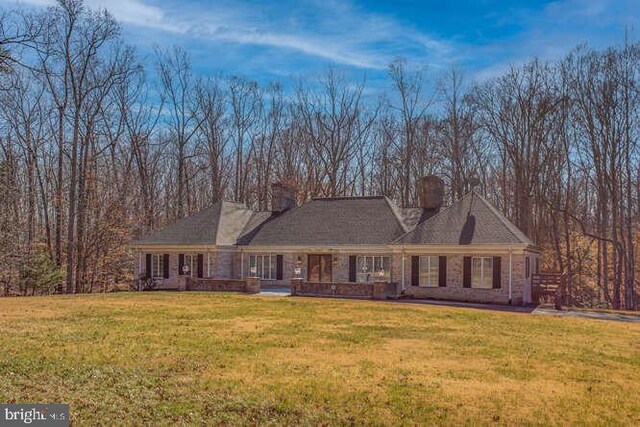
left=237, top=248, right=398, bottom=288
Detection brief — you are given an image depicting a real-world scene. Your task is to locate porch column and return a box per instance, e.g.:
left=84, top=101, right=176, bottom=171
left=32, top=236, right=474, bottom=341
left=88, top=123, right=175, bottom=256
left=245, top=277, right=260, bottom=293
left=373, top=281, right=386, bottom=300
left=291, top=277, right=303, bottom=296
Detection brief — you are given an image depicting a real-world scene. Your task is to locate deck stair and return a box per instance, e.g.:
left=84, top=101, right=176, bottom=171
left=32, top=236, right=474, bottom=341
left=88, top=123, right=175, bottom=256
left=532, top=273, right=565, bottom=309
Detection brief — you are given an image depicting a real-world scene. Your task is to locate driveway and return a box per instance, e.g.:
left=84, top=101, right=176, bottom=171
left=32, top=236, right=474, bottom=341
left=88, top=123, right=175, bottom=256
left=255, top=290, right=640, bottom=323
left=533, top=307, right=640, bottom=323
left=389, top=298, right=536, bottom=313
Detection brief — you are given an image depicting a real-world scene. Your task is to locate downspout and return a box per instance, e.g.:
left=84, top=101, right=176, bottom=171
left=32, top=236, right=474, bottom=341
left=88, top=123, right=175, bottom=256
left=207, top=252, right=211, bottom=278
left=401, top=249, right=405, bottom=291
left=508, top=246, right=513, bottom=305
left=240, top=250, right=244, bottom=279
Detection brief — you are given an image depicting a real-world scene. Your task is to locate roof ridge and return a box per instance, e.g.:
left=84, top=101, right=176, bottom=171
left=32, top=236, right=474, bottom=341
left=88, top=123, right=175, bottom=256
left=471, top=191, right=533, bottom=245
left=220, top=199, right=249, bottom=207
left=310, top=195, right=386, bottom=201
left=391, top=197, right=455, bottom=243
left=212, top=200, right=226, bottom=244
left=383, top=196, right=411, bottom=233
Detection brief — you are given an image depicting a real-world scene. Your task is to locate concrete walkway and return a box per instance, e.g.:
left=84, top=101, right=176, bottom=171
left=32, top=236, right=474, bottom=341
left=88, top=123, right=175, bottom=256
left=533, top=307, right=640, bottom=323
left=259, top=286, right=291, bottom=297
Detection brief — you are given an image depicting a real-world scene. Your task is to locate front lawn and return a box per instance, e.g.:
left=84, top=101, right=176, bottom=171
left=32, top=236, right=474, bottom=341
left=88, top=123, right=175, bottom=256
left=0, top=293, right=638, bottom=425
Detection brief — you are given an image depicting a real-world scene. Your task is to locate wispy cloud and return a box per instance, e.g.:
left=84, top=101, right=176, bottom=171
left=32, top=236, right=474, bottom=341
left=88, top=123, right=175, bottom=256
left=0, top=0, right=453, bottom=70
left=1, top=0, right=635, bottom=84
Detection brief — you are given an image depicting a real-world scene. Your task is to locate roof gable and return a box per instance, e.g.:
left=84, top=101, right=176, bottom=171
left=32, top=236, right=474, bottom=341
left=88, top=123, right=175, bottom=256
left=393, top=192, right=533, bottom=246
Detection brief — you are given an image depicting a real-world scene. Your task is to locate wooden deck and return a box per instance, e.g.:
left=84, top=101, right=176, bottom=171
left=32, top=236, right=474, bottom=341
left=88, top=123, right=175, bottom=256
left=532, top=273, right=565, bottom=309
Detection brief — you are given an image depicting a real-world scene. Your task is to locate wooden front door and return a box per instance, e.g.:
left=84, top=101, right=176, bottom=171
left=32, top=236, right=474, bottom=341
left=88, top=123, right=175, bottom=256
left=308, top=254, right=332, bottom=282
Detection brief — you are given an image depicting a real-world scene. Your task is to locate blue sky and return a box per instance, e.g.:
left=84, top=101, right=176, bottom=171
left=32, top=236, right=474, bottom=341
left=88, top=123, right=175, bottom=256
left=3, top=0, right=639, bottom=91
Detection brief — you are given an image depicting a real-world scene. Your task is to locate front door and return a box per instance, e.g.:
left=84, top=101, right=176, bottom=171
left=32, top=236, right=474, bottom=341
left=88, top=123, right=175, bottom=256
left=308, top=254, right=332, bottom=282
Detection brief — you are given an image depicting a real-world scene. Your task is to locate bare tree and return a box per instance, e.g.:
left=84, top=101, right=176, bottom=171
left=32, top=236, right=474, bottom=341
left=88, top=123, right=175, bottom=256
left=295, top=69, right=376, bottom=197
left=388, top=58, right=433, bottom=206
left=155, top=46, right=206, bottom=219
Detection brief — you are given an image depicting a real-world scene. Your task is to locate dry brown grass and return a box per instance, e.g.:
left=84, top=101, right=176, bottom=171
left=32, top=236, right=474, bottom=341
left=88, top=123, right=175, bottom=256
left=1, top=292, right=639, bottom=425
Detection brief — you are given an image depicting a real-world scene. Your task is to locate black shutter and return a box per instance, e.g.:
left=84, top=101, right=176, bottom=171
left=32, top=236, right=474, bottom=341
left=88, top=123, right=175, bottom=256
left=197, top=254, right=204, bottom=278
left=493, top=257, right=502, bottom=289
left=438, top=256, right=447, bottom=287
left=525, top=257, right=530, bottom=278
left=145, top=254, right=152, bottom=277
left=178, top=254, right=185, bottom=276
left=163, top=254, right=170, bottom=278
left=411, top=256, right=419, bottom=286
left=276, top=255, right=283, bottom=280
left=348, top=256, right=357, bottom=282
left=463, top=256, right=471, bottom=288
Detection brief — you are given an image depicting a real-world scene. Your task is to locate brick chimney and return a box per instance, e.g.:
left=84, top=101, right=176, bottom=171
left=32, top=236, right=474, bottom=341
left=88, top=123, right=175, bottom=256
left=271, top=182, right=296, bottom=213
left=418, top=175, right=444, bottom=211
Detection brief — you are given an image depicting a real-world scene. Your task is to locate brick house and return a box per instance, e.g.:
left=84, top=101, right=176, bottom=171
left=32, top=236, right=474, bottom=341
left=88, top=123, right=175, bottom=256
left=131, top=176, right=540, bottom=305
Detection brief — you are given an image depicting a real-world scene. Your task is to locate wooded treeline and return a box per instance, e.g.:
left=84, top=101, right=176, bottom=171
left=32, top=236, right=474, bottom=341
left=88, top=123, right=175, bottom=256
left=0, top=0, right=637, bottom=309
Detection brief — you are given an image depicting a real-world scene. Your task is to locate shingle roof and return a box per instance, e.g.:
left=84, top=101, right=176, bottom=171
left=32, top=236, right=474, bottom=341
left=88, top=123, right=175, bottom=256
left=393, top=192, right=534, bottom=245
left=400, top=207, right=440, bottom=231
left=133, top=201, right=254, bottom=245
left=239, top=196, right=407, bottom=246
left=132, top=193, right=533, bottom=248
left=236, top=211, right=273, bottom=245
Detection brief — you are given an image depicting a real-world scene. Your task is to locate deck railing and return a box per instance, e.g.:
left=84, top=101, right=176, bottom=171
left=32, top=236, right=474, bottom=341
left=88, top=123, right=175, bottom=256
left=532, top=273, right=565, bottom=309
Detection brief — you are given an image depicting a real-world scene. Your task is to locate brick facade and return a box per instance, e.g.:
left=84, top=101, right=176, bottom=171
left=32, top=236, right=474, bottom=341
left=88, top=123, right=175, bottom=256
left=135, top=247, right=538, bottom=305
left=236, top=252, right=396, bottom=286
left=291, top=279, right=399, bottom=300
left=135, top=250, right=219, bottom=289
left=183, top=277, right=260, bottom=293
left=398, top=253, right=532, bottom=304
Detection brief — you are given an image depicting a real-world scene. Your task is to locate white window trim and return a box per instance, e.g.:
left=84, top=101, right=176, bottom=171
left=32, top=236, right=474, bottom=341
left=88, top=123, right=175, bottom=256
left=471, top=257, right=493, bottom=289
left=152, top=254, right=164, bottom=279
left=419, top=256, right=439, bottom=287
left=182, top=254, right=198, bottom=276
left=356, top=255, right=390, bottom=283
left=250, top=254, right=277, bottom=280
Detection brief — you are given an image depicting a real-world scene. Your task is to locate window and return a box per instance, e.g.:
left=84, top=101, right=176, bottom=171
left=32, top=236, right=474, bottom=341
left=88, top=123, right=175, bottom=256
left=356, top=256, right=390, bottom=283
left=471, top=257, right=493, bottom=289
left=525, top=257, right=531, bottom=278
left=419, top=256, right=439, bottom=287
left=250, top=254, right=277, bottom=280
left=152, top=254, right=165, bottom=279
left=180, top=254, right=198, bottom=276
